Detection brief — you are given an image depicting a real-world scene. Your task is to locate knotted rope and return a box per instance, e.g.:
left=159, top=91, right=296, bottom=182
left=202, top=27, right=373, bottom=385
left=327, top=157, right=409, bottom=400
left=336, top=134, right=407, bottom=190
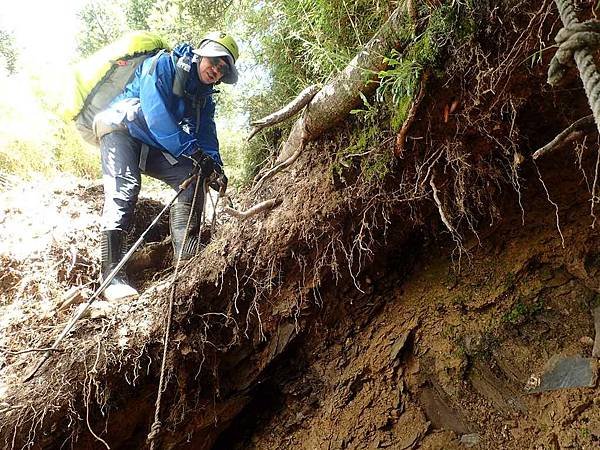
left=549, top=0, right=600, bottom=131
left=147, top=177, right=204, bottom=450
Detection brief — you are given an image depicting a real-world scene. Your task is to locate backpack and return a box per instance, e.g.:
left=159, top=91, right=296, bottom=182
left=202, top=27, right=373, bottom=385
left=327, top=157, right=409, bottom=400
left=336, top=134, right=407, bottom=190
left=63, top=31, right=189, bottom=146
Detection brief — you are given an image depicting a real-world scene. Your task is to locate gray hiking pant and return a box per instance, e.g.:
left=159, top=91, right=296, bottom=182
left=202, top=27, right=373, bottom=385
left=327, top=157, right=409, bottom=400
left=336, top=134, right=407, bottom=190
left=100, top=130, right=204, bottom=231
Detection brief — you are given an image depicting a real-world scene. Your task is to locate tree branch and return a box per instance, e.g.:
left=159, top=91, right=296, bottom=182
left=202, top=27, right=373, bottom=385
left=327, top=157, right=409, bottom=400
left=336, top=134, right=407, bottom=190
left=274, top=6, right=411, bottom=163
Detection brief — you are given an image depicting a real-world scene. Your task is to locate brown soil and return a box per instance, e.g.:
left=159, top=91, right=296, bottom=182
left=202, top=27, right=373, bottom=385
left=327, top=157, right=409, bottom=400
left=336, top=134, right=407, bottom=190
left=213, top=151, right=600, bottom=450
left=2, top=1, right=600, bottom=449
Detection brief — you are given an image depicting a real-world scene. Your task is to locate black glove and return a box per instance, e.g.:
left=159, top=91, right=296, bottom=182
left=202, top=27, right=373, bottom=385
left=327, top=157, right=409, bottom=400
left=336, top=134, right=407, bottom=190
left=190, top=151, right=215, bottom=177
left=213, top=173, right=228, bottom=194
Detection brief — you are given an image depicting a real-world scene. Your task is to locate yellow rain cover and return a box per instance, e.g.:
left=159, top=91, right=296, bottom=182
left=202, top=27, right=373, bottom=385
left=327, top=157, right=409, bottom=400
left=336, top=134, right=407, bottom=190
left=62, top=31, right=170, bottom=120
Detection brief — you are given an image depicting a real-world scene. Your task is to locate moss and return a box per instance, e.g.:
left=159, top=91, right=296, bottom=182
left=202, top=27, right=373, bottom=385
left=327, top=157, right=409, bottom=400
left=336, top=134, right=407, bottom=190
left=377, top=2, right=478, bottom=131
left=502, top=297, right=545, bottom=324
left=391, top=95, right=413, bottom=131
left=361, top=149, right=393, bottom=182
left=334, top=2, right=479, bottom=184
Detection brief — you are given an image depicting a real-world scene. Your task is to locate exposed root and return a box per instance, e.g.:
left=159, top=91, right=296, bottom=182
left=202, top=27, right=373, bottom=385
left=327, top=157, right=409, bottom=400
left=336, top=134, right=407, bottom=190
left=590, top=138, right=600, bottom=227
left=534, top=162, right=566, bottom=247
left=248, top=84, right=320, bottom=141
left=0, top=347, right=61, bottom=356
left=84, top=332, right=110, bottom=450
left=532, top=115, right=595, bottom=159
left=252, top=142, right=305, bottom=194
left=395, top=72, right=429, bottom=157
left=429, top=174, right=463, bottom=252
left=223, top=198, right=283, bottom=220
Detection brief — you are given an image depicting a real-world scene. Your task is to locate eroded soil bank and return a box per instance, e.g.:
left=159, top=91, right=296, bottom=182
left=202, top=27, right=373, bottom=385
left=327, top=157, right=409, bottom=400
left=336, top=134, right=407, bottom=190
left=213, top=152, right=600, bottom=449
left=3, top=2, right=600, bottom=448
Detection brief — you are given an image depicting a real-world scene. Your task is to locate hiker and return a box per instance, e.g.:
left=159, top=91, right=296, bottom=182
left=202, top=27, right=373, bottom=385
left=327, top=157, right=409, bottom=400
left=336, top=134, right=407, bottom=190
left=94, top=32, right=239, bottom=302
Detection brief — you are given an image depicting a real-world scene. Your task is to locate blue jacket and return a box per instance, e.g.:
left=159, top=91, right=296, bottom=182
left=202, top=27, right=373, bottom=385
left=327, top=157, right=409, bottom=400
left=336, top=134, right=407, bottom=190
left=112, top=44, right=222, bottom=165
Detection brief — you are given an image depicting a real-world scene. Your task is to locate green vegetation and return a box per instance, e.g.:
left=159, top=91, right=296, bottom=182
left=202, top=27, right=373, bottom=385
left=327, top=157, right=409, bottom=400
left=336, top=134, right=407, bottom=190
left=377, top=2, right=476, bottom=118
left=0, top=77, right=99, bottom=181
left=0, top=28, right=18, bottom=75
left=333, top=93, right=393, bottom=183
left=502, top=297, right=545, bottom=324
left=1, top=0, right=480, bottom=186
left=332, top=2, right=477, bottom=183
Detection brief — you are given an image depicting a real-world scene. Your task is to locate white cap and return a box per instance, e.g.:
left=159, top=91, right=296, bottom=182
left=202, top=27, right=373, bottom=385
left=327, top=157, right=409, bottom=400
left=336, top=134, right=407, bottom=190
left=192, top=41, right=238, bottom=84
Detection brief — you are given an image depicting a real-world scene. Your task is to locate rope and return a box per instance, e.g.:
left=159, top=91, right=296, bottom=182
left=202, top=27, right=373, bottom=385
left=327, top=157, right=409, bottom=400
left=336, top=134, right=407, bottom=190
left=549, top=0, right=600, bottom=132
left=195, top=179, right=208, bottom=258
left=147, top=176, right=202, bottom=450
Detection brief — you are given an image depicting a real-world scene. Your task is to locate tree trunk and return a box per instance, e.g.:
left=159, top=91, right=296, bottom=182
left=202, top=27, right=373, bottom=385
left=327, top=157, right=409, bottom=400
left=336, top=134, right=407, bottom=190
left=277, top=6, right=412, bottom=162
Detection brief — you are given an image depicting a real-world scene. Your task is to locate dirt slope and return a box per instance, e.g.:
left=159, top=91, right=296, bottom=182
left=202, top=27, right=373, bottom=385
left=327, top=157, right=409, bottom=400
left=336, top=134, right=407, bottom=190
left=2, top=1, right=600, bottom=449
left=214, top=151, right=600, bottom=449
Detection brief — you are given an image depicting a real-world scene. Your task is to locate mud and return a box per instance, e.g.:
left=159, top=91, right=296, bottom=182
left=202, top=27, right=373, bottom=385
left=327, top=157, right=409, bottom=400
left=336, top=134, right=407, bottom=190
left=214, top=154, right=600, bottom=449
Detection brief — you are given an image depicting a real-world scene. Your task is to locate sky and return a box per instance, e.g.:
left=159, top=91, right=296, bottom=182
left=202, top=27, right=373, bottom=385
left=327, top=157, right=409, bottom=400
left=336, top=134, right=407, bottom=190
left=1, top=0, right=88, bottom=66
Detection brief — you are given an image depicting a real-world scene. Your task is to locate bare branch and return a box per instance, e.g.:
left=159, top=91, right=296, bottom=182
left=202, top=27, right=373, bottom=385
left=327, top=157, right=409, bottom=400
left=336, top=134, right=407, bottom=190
left=532, top=115, right=595, bottom=159
left=248, top=84, right=320, bottom=141
left=223, top=198, right=283, bottom=220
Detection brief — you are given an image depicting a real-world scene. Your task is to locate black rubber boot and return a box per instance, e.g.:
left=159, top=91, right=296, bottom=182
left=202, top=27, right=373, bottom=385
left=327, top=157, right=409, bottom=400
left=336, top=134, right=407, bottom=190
left=101, top=230, right=139, bottom=301
left=170, top=202, right=200, bottom=263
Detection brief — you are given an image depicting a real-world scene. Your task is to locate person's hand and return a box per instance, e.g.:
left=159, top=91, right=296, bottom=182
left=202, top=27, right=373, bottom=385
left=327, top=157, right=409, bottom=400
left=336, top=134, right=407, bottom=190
left=190, top=151, right=215, bottom=177
left=217, top=173, right=228, bottom=193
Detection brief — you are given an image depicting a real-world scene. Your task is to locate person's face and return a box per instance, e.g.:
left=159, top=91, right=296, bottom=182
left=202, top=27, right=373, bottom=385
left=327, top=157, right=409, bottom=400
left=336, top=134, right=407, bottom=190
left=197, top=56, right=229, bottom=84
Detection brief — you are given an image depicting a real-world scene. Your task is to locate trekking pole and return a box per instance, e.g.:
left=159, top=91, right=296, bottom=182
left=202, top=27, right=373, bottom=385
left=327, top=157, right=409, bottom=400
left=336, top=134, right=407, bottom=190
left=147, top=171, right=203, bottom=450
left=22, top=172, right=199, bottom=383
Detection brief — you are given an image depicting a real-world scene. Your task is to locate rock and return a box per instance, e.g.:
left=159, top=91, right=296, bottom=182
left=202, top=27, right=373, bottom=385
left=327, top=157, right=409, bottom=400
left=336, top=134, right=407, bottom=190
left=75, top=300, right=113, bottom=320
left=592, top=306, right=600, bottom=358
left=389, top=322, right=418, bottom=362
left=460, top=433, right=481, bottom=447
left=580, top=336, right=594, bottom=347
left=528, top=355, right=598, bottom=393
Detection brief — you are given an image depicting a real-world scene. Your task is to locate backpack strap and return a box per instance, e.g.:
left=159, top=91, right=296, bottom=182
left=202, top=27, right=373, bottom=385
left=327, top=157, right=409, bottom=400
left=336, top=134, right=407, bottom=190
left=148, top=49, right=166, bottom=76
left=148, top=50, right=218, bottom=139
left=172, top=53, right=191, bottom=98
left=148, top=50, right=190, bottom=98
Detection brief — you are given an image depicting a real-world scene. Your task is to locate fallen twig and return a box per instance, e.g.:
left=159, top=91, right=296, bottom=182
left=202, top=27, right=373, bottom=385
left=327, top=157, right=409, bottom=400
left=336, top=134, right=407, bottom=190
left=532, top=115, right=595, bottom=159
left=248, top=84, right=320, bottom=141
left=223, top=198, right=282, bottom=220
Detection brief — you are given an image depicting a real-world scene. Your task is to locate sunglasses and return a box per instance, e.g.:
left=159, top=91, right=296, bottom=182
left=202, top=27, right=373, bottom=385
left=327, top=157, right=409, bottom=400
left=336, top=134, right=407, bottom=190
left=207, top=56, right=230, bottom=77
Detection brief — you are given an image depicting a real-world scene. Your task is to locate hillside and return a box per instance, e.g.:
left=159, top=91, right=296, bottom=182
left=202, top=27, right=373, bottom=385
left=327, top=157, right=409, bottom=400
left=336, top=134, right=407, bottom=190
left=1, top=1, right=600, bottom=449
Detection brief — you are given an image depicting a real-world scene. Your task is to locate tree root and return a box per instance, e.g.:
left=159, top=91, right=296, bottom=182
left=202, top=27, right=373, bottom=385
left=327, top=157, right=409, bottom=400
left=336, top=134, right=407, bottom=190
left=248, top=84, right=320, bottom=141
left=252, top=143, right=304, bottom=194
left=429, top=175, right=457, bottom=236
left=532, top=115, right=595, bottom=159
left=0, top=346, right=61, bottom=356
left=395, top=71, right=429, bottom=156
left=223, top=198, right=283, bottom=220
